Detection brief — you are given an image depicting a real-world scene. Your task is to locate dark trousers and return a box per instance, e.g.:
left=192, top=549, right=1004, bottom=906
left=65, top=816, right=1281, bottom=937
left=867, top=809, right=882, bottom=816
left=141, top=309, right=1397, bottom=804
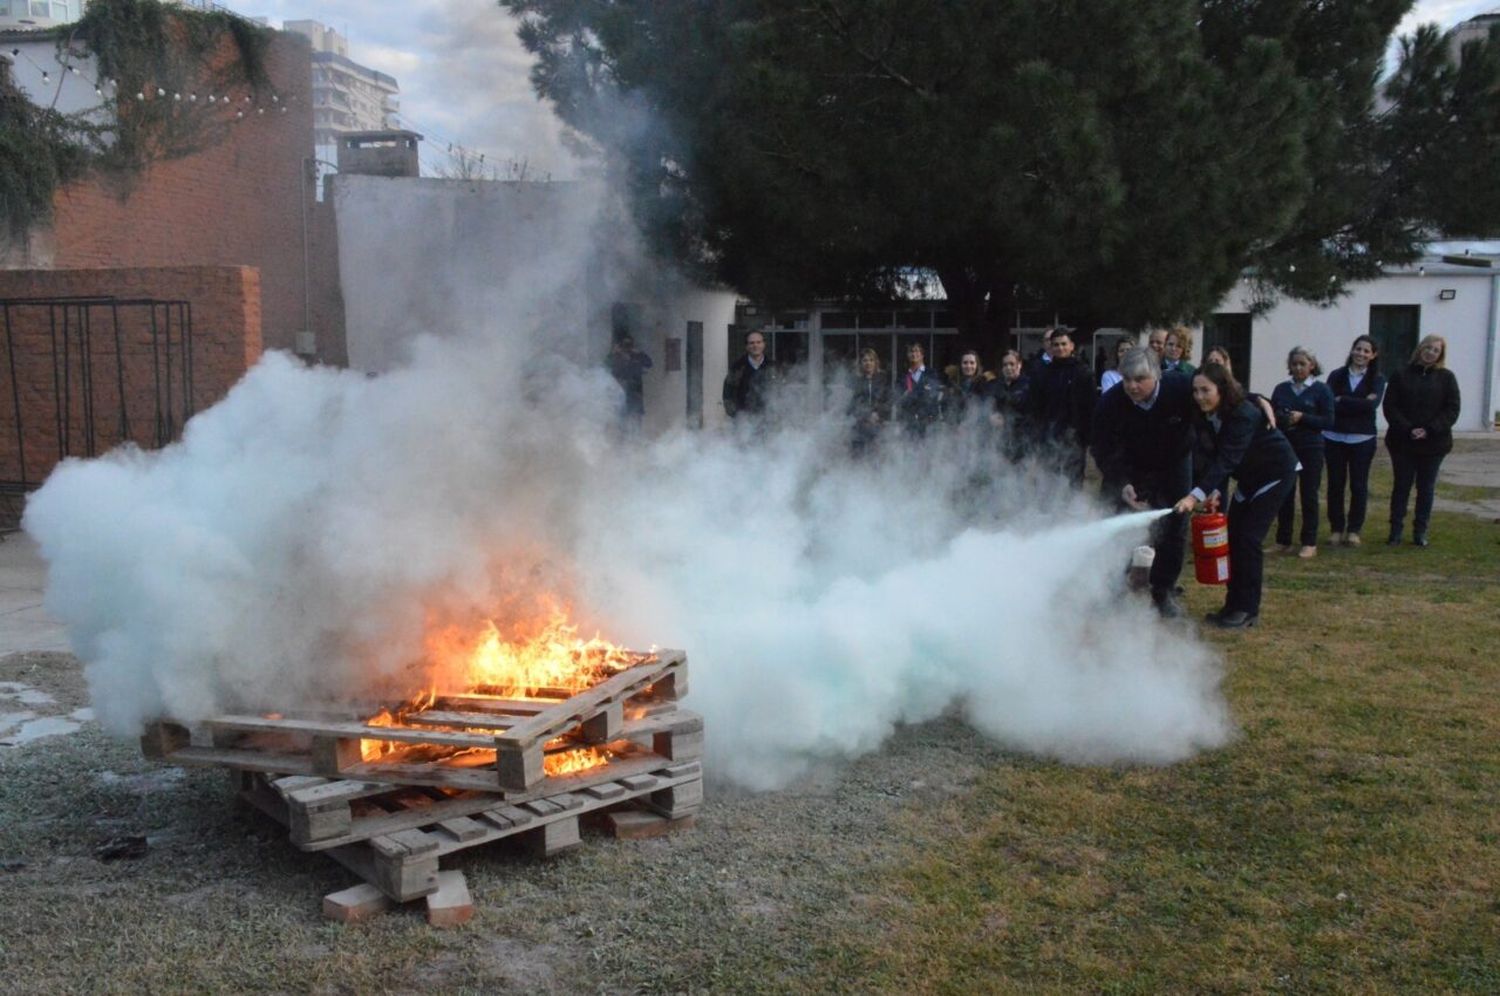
left=1388, top=447, right=1446, bottom=536
left=1130, top=462, right=1192, bottom=594
left=1276, top=444, right=1324, bottom=547
left=1325, top=438, right=1376, bottom=535
left=1225, top=477, right=1295, bottom=617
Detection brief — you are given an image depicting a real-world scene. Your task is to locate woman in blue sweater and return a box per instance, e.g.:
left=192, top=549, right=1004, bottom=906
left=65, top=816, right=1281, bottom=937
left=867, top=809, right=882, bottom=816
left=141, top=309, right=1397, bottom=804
left=1322, top=335, right=1386, bottom=547
left=1270, top=347, right=1335, bottom=557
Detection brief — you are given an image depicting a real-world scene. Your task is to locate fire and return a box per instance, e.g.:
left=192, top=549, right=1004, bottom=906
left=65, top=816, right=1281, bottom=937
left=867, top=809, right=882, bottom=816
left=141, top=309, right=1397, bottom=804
left=426, top=611, right=642, bottom=697
left=357, top=608, right=646, bottom=772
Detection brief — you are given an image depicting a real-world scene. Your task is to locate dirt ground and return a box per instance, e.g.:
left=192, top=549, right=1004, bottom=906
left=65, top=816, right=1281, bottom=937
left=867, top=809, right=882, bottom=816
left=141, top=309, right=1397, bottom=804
left=0, top=647, right=998, bottom=994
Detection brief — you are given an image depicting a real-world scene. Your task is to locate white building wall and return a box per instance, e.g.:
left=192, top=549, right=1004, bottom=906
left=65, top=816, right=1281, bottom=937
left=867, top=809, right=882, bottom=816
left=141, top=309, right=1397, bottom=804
left=1219, top=268, right=1499, bottom=432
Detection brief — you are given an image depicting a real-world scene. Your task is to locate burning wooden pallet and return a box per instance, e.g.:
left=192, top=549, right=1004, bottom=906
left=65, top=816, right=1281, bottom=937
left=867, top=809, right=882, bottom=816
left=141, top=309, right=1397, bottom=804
left=139, top=648, right=703, bottom=920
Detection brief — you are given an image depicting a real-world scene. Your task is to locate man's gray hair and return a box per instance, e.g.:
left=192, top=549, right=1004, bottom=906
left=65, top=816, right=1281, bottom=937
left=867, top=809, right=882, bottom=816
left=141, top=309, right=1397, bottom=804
left=1118, top=346, right=1160, bottom=380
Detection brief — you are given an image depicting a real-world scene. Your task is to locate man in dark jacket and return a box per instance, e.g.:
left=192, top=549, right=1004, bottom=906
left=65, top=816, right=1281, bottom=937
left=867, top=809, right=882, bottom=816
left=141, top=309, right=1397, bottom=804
left=723, top=329, right=778, bottom=421
left=1091, top=347, right=1195, bottom=617
left=607, top=335, right=653, bottom=432
left=1029, top=327, right=1096, bottom=482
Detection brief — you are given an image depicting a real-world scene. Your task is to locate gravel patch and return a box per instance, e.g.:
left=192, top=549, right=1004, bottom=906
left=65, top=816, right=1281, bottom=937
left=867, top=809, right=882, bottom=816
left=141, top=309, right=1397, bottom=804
left=0, top=652, right=1002, bottom=993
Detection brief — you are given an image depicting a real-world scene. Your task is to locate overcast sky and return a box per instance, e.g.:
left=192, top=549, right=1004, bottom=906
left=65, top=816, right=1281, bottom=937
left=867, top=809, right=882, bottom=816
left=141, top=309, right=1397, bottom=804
left=240, top=0, right=1500, bottom=180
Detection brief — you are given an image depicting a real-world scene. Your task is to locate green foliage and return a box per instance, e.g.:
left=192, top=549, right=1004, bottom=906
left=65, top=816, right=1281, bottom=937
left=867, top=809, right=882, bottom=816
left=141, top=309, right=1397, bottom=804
left=0, top=73, right=99, bottom=241
left=0, top=0, right=272, bottom=247
left=503, top=0, right=1500, bottom=331
left=71, top=0, right=272, bottom=173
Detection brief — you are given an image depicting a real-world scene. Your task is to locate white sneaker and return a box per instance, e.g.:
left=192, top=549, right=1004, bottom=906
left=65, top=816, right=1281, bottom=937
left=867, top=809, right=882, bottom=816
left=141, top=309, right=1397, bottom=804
left=1345, top=533, right=1361, bottom=547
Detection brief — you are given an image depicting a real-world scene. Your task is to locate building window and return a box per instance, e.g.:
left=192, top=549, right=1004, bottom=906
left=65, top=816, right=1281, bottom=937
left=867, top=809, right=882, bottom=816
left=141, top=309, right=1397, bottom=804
left=52, top=0, right=71, bottom=20
left=30, top=0, right=49, bottom=16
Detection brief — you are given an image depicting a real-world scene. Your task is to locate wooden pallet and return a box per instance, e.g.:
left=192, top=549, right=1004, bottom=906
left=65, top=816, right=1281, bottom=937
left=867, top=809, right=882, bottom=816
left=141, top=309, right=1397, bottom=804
left=237, top=760, right=703, bottom=903
left=141, top=650, right=698, bottom=797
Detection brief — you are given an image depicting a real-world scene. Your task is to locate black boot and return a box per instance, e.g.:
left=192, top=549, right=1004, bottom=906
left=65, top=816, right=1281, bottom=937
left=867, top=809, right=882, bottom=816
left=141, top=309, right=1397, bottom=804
left=1387, top=527, right=1403, bottom=546
left=1152, top=587, right=1185, bottom=619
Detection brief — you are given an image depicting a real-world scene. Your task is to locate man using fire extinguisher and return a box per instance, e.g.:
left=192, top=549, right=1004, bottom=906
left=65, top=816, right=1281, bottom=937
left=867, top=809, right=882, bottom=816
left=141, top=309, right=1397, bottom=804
left=1091, top=347, right=1195, bottom=618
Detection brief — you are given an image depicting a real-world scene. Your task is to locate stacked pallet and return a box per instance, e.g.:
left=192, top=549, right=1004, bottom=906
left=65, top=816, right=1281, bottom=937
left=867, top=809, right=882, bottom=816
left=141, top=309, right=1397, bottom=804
left=140, top=649, right=703, bottom=922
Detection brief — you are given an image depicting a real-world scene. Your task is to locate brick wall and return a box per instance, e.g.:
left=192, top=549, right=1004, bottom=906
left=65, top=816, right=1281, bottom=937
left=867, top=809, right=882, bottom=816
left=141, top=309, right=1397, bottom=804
left=9, top=32, right=335, bottom=359
left=0, top=266, right=262, bottom=487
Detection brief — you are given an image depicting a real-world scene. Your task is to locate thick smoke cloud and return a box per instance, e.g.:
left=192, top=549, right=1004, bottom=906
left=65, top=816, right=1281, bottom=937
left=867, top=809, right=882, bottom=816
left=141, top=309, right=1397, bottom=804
left=23, top=187, right=1233, bottom=788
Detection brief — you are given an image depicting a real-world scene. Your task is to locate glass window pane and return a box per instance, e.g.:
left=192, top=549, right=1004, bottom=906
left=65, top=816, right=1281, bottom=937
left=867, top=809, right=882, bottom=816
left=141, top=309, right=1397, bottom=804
left=31, top=1, right=49, bottom=17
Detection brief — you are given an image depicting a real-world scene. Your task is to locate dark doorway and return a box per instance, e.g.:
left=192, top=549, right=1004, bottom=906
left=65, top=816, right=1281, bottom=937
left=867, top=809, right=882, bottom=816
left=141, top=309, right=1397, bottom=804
left=1202, top=313, right=1253, bottom=381
left=1369, top=304, right=1420, bottom=367
left=685, top=320, right=703, bottom=429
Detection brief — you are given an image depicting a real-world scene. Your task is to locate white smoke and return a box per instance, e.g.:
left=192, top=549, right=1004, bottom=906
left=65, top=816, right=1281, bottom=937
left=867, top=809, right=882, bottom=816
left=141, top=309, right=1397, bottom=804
left=23, top=195, right=1233, bottom=789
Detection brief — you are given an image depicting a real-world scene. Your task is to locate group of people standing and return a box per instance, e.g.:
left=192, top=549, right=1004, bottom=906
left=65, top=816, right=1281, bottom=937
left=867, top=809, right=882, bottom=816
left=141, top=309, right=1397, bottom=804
left=1096, top=332, right=1461, bottom=630
left=710, top=323, right=1462, bottom=632
left=839, top=326, right=1094, bottom=473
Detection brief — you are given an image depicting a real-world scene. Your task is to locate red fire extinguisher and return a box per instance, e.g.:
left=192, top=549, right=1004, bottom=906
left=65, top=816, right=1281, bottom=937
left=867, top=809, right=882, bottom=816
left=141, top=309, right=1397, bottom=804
left=1192, top=512, right=1230, bottom=585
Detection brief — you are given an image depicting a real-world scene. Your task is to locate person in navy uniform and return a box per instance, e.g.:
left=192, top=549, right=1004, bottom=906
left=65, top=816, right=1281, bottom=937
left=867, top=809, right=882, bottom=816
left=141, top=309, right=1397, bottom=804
left=895, top=341, right=947, bottom=435
left=1270, top=346, right=1336, bottom=557
left=1172, top=362, right=1299, bottom=630
left=1091, top=347, right=1195, bottom=618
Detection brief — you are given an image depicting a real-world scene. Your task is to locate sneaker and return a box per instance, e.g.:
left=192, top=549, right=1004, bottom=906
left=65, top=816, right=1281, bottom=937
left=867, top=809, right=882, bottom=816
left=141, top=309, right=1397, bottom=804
left=1412, top=532, right=1429, bottom=547
left=1274, top=544, right=1294, bottom=554
left=1212, top=610, right=1259, bottom=629
left=1298, top=545, right=1317, bottom=559
left=1203, top=607, right=1228, bottom=624
left=1344, top=533, right=1361, bottom=547
left=1327, top=532, right=1343, bottom=546
left=1387, top=530, right=1403, bottom=546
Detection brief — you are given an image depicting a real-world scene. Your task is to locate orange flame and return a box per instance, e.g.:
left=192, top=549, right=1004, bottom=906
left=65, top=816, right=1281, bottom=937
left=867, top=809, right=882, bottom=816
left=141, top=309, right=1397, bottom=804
left=358, top=607, right=643, bottom=772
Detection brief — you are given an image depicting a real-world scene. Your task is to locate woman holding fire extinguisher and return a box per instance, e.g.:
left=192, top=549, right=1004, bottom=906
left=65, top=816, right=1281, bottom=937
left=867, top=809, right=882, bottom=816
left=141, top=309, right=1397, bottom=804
left=1172, top=363, right=1299, bottom=629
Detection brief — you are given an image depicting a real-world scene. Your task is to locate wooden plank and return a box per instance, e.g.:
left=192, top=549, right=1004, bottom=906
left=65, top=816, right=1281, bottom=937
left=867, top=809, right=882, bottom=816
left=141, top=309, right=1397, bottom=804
left=619, top=774, right=659, bottom=792
left=311, top=737, right=362, bottom=777
left=432, top=693, right=559, bottom=714
left=209, top=714, right=501, bottom=750
left=425, top=870, right=474, bottom=928
left=401, top=710, right=517, bottom=731
left=497, top=654, right=680, bottom=752
left=322, top=882, right=392, bottom=923
left=299, top=792, right=503, bottom=852
left=170, top=745, right=317, bottom=776
left=495, top=741, right=545, bottom=792
left=270, top=775, right=329, bottom=798
left=649, top=777, right=704, bottom=820
left=578, top=701, right=624, bottom=744
left=524, top=816, right=581, bottom=857
left=437, top=816, right=487, bottom=842
left=523, top=798, right=565, bottom=817
left=139, top=721, right=190, bottom=760
left=605, top=810, right=698, bottom=841
left=582, top=781, right=626, bottom=801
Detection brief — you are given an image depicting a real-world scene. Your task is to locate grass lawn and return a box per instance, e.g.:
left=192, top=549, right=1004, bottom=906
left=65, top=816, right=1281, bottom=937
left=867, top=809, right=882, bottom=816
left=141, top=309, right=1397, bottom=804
left=820, top=458, right=1500, bottom=993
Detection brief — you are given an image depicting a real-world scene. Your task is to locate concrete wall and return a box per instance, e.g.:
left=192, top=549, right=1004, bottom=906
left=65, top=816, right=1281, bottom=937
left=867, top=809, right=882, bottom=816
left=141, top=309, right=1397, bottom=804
left=1219, top=268, right=1499, bottom=432
left=0, top=265, right=264, bottom=486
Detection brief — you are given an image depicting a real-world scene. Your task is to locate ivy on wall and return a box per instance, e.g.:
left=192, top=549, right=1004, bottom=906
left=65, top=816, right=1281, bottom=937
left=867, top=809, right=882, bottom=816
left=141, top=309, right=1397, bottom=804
left=1, top=0, right=274, bottom=244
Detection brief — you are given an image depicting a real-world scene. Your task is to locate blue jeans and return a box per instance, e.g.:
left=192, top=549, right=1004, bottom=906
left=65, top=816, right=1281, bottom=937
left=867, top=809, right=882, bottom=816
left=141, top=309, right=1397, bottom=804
left=1325, top=438, right=1376, bottom=535
left=1388, top=447, right=1446, bottom=536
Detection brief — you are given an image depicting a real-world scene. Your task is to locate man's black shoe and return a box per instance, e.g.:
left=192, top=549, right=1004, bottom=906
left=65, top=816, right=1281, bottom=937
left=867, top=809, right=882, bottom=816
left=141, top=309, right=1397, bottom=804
left=1212, top=610, right=1258, bottom=629
left=1152, top=590, right=1185, bottom=620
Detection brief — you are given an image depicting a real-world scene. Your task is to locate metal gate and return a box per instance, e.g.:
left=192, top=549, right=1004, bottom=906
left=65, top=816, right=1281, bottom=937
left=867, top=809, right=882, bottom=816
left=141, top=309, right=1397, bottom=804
left=1, top=295, right=198, bottom=492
